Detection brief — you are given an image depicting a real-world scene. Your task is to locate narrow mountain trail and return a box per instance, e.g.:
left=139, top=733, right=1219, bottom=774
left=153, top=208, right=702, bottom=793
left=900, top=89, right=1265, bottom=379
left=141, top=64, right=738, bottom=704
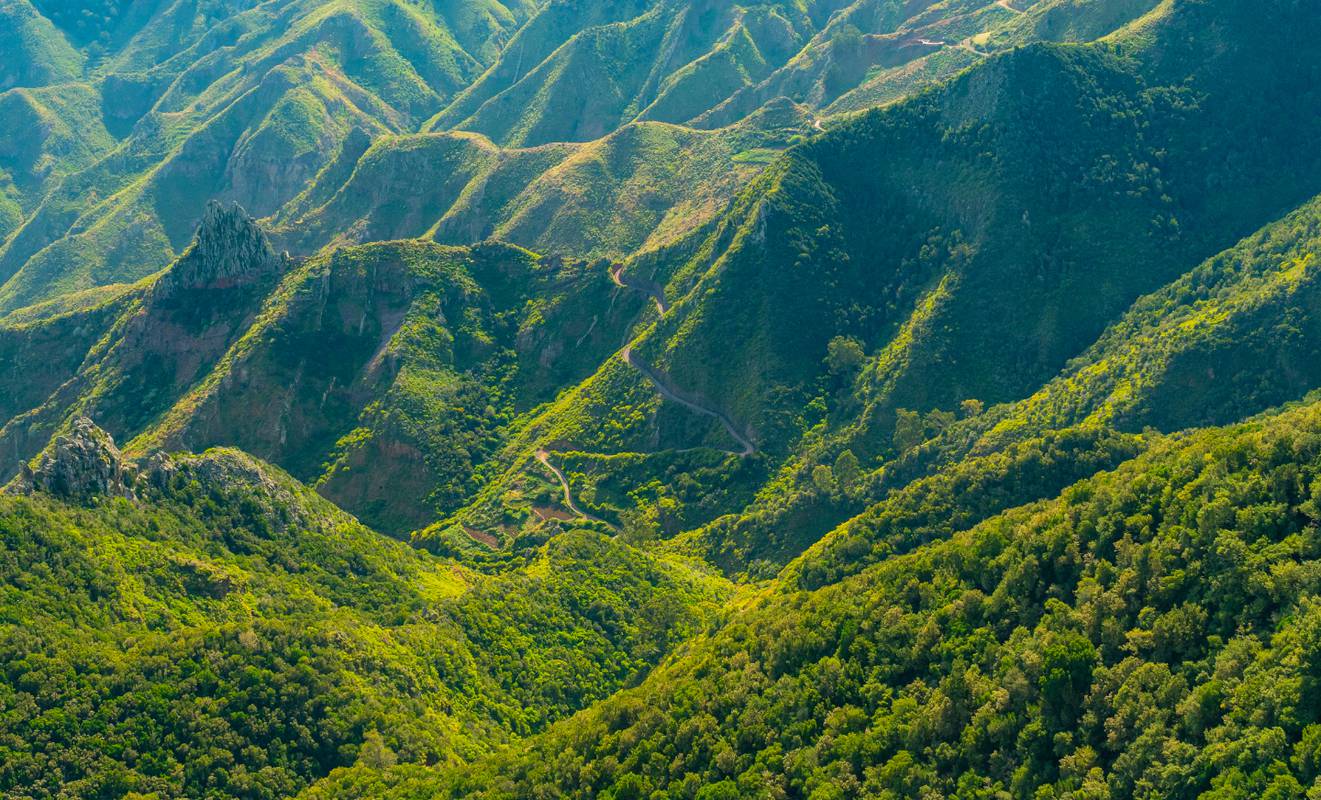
left=957, top=38, right=991, bottom=57
left=621, top=344, right=756, bottom=457
left=529, top=264, right=755, bottom=522
left=611, top=263, right=755, bottom=457
left=535, top=448, right=608, bottom=524
left=610, top=265, right=668, bottom=314
left=996, top=0, right=1023, bottom=13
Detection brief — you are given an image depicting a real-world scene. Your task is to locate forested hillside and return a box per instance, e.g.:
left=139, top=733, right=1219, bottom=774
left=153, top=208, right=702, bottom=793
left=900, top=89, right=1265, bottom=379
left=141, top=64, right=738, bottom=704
left=312, top=387, right=1321, bottom=800
left=4, top=0, right=1321, bottom=798
left=0, top=419, right=726, bottom=797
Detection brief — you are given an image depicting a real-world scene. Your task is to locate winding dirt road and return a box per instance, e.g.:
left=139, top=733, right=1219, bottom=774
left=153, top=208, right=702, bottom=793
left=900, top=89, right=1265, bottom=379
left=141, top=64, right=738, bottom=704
left=535, top=448, right=608, bottom=523
left=621, top=344, right=756, bottom=457
left=958, top=40, right=988, bottom=56
left=609, top=262, right=756, bottom=457
left=530, top=263, right=755, bottom=521
left=610, top=265, right=668, bottom=314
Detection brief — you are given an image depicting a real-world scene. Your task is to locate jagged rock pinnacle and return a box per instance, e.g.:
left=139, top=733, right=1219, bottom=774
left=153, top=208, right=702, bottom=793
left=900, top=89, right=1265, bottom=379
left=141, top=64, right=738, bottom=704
left=155, top=200, right=284, bottom=297
left=9, top=417, right=136, bottom=501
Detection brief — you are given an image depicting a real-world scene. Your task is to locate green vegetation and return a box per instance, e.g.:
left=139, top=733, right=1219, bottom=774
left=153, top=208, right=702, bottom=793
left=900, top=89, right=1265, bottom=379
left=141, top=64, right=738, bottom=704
left=0, top=0, right=1137, bottom=315
left=0, top=1, right=83, bottom=89
left=3, top=1, right=1321, bottom=799
left=307, top=393, right=1321, bottom=800
left=0, top=203, right=647, bottom=536
left=484, top=0, right=1321, bottom=580
left=27, top=0, right=133, bottom=48
left=0, top=434, right=725, bottom=798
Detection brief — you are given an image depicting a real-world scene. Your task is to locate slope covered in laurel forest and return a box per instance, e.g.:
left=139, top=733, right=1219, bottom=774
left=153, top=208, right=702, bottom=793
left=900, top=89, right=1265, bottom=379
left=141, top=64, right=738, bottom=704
left=5, top=0, right=1321, bottom=798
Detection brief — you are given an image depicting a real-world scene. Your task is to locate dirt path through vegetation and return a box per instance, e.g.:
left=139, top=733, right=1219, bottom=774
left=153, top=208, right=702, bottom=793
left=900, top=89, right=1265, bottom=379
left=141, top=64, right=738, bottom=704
left=535, top=448, right=608, bottom=523
left=610, top=265, right=668, bottom=314
left=621, top=343, right=756, bottom=457
left=529, top=265, right=754, bottom=520
left=957, top=38, right=990, bottom=57
left=610, top=263, right=756, bottom=456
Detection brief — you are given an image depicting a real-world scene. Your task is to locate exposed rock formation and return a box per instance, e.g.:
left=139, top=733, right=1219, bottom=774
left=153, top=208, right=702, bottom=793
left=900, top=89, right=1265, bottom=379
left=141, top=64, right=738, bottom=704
left=9, top=416, right=136, bottom=500
left=154, top=200, right=286, bottom=298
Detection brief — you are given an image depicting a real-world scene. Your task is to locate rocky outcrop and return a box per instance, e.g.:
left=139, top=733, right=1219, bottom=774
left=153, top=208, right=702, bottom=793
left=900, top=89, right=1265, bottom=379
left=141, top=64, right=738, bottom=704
left=9, top=416, right=136, bottom=500
left=153, top=201, right=286, bottom=298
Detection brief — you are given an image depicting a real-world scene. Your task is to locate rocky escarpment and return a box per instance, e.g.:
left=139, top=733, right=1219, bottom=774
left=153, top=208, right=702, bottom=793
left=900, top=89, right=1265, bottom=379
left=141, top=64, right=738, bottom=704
left=153, top=200, right=287, bottom=299
left=0, top=203, right=293, bottom=486
left=4, top=415, right=343, bottom=564
left=8, top=416, right=136, bottom=500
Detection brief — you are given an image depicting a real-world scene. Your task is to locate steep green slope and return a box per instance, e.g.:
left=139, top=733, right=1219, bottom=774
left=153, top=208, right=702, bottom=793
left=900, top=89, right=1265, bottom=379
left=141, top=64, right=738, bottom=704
left=0, top=199, right=655, bottom=537
left=423, top=0, right=664, bottom=139
left=0, top=283, right=130, bottom=426
left=984, top=194, right=1321, bottom=442
left=0, top=201, right=289, bottom=490
left=0, top=0, right=83, bottom=90
left=27, top=0, right=146, bottom=52
left=307, top=388, right=1321, bottom=800
left=277, top=103, right=811, bottom=262
left=0, top=82, right=115, bottom=215
left=984, top=0, right=1168, bottom=50
left=430, top=0, right=1159, bottom=147
left=664, top=19, right=1321, bottom=450
left=0, top=11, right=110, bottom=239
left=757, top=190, right=1321, bottom=591
left=693, top=182, right=1321, bottom=577
left=0, top=420, right=727, bottom=799
left=272, top=130, right=509, bottom=253
left=131, top=235, right=642, bottom=536
left=748, top=108, right=1321, bottom=582
left=455, top=112, right=806, bottom=260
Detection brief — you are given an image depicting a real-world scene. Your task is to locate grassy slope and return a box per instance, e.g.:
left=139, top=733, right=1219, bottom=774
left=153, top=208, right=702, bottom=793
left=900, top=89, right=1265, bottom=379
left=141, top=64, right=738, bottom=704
left=700, top=188, right=1321, bottom=584
left=0, top=0, right=83, bottom=90
left=429, top=0, right=1134, bottom=147
left=276, top=102, right=811, bottom=263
